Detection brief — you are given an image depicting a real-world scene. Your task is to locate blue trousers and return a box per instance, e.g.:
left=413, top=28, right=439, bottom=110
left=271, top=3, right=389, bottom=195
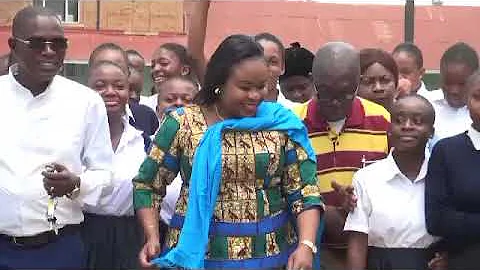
left=0, top=231, right=85, bottom=269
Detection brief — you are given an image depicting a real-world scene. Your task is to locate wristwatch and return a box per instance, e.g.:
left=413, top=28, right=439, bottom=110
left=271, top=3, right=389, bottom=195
left=66, top=177, right=81, bottom=199
left=300, top=240, right=317, bottom=254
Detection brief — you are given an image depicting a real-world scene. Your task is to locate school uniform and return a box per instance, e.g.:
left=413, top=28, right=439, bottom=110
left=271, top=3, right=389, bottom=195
left=426, top=127, right=480, bottom=269
left=344, top=151, right=439, bottom=270
left=128, top=100, right=159, bottom=136
left=417, top=82, right=443, bottom=102
left=429, top=93, right=471, bottom=149
left=82, top=113, right=146, bottom=269
left=140, top=93, right=158, bottom=112
left=0, top=69, right=113, bottom=269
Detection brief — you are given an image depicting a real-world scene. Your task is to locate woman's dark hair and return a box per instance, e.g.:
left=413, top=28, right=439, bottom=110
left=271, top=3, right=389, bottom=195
left=254, top=32, right=285, bottom=61
left=440, top=42, right=479, bottom=72
left=125, top=49, right=144, bottom=60
left=87, top=60, right=129, bottom=80
left=154, top=43, right=197, bottom=80
left=360, top=48, right=399, bottom=87
left=393, top=42, right=424, bottom=69
left=155, top=75, right=200, bottom=93
left=88, top=43, right=128, bottom=69
left=279, top=42, right=314, bottom=82
left=194, top=34, right=264, bottom=106
left=156, top=43, right=191, bottom=66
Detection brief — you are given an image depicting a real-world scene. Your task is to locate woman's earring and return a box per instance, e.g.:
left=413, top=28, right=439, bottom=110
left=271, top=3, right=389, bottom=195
left=214, top=88, right=221, bottom=96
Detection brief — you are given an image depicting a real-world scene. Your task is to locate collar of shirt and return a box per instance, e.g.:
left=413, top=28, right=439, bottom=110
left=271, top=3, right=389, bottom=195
left=276, top=88, right=302, bottom=109
left=468, top=125, right=480, bottom=151
left=430, top=95, right=471, bottom=145
left=382, top=149, right=430, bottom=183
left=306, top=97, right=364, bottom=131
left=126, top=103, right=135, bottom=123
left=416, top=81, right=428, bottom=95
left=418, top=87, right=444, bottom=103
left=431, top=91, right=468, bottom=112
left=8, top=64, right=56, bottom=102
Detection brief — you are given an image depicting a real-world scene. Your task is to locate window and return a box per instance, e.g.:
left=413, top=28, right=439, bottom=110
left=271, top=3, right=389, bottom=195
left=33, top=0, right=79, bottom=23
left=62, top=63, right=154, bottom=95
left=62, top=62, right=88, bottom=85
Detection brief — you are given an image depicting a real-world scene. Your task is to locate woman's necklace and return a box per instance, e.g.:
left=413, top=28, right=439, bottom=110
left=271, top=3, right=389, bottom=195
left=214, top=104, right=225, bottom=121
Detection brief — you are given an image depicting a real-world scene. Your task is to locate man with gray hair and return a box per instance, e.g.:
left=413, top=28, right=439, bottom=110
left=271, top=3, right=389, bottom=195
left=294, top=42, right=391, bottom=269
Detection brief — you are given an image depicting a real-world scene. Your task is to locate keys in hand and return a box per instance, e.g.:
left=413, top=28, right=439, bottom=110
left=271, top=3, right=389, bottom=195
left=46, top=196, right=58, bottom=235
left=44, top=164, right=59, bottom=235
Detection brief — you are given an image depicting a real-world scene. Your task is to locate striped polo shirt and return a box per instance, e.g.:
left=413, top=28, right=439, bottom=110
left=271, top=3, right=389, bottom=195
left=294, top=97, right=390, bottom=206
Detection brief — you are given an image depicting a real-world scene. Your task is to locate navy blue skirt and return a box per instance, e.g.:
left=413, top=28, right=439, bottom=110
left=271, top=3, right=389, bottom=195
left=82, top=213, right=143, bottom=270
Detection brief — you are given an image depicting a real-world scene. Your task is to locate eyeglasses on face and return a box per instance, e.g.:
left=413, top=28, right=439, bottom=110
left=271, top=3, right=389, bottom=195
left=14, top=37, right=68, bottom=52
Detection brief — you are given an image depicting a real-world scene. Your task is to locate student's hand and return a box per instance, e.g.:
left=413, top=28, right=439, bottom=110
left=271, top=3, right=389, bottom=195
left=331, top=180, right=357, bottom=213
left=42, top=163, right=80, bottom=198
left=395, top=78, right=413, bottom=100
left=139, top=238, right=161, bottom=269
left=287, top=244, right=313, bottom=270
left=428, top=252, right=448, bottom=270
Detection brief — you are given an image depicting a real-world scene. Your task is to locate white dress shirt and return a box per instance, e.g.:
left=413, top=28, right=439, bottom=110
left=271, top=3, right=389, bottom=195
left=417, top=82, right=443, bottom=102
left=0, top=70, right=113, bottom=236
left=344, top=151, right=438, bottom=248
left=84, top=115, right=146, bottom=217
left=429, top=96, right=471, bottom=149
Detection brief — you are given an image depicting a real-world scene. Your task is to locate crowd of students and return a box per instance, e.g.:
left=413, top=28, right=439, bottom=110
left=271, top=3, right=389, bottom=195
left=2, top=3, right=480, bottom=270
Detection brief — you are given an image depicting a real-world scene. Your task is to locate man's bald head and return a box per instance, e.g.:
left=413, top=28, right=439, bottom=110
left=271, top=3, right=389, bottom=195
left=311, top=42, right=361, bottom=122
left=312, top=42, right=360, bottom=80
left=12, top=6, right=61, bottom=38
left=8, top=6, right=65, bottom=92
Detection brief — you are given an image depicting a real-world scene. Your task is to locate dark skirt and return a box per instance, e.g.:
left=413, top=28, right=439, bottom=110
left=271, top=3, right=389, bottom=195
left=448, top=242, right=480, bottom=270
left=82, top=213, right=143, bottom=270
left=367, top=247, right=433, bottom=270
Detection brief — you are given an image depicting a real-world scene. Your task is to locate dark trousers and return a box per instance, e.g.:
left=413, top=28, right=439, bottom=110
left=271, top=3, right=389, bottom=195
left=367, top=247, right=433, bottom=270
left=0, top=231, right=85, bottom=269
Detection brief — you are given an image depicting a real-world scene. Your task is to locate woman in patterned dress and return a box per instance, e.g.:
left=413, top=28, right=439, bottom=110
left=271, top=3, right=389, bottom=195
left=134, top=34, right=324, bottom=270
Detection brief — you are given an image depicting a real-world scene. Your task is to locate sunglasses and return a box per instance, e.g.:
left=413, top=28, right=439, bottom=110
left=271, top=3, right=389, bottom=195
left=14, top=37, right=68, bottom=52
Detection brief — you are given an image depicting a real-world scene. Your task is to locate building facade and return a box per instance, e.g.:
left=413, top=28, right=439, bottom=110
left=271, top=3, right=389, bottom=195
left=0, top=0, right=185, bottom=34
left=2, top=0, right=480, bottom=90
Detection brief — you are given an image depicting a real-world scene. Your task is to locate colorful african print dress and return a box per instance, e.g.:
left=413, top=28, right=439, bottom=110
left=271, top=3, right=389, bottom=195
left=133, top=105, right=324, bottom=269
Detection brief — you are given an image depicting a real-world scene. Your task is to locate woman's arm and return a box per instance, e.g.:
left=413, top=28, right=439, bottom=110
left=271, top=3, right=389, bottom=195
left=137, top=208, right=161, bottom=268
left=187, top=0, right=210, bottom=84
left=283, top=139, right=324, bottom=270
left=297, top=208, right=321, bottom=244
left=133, top=112, right=184, bottom=267
left=347, top=232, right=368, bottom=270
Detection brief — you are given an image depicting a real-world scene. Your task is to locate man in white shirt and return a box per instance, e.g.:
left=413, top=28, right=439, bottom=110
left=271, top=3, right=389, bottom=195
left=429, top=42, right=478, bottom=148
left=0, top=6, right=113, bottom=269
